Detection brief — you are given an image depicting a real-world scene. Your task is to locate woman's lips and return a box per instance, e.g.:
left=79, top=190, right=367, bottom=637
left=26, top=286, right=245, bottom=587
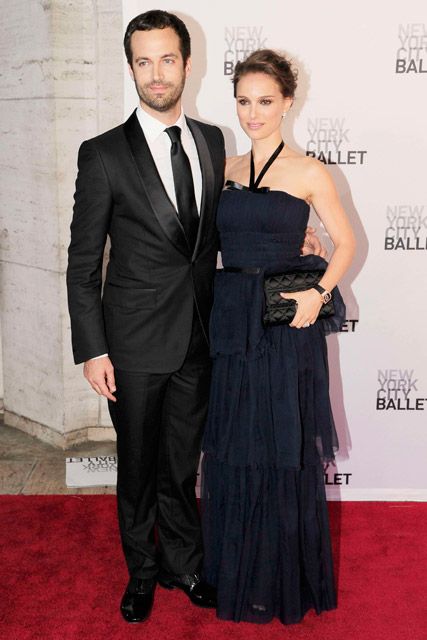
left=247, top=122, right=263, bottom=130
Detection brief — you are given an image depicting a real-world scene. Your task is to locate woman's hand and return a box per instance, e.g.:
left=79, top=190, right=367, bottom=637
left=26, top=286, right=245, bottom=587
left=280, top=288, right=323, bottom=329
left=301, top=226, right=327, bottom=258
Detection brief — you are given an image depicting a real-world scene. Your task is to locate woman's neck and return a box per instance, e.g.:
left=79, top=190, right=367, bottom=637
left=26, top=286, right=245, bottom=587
left=251, top=133, right=284, bottom=164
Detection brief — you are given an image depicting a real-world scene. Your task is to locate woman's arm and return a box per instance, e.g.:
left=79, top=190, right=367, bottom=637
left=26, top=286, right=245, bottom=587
left=307, top=160, right=356, bottom=292
left=281, top=159, right=356, bottom=328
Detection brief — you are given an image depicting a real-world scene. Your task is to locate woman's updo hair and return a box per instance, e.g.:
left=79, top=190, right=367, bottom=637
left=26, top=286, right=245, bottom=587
left=233, top=49, right=298, bottom=99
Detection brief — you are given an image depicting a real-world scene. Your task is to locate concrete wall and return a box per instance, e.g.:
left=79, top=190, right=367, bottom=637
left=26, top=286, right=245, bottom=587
left=0, top=0, right=123, bottom=447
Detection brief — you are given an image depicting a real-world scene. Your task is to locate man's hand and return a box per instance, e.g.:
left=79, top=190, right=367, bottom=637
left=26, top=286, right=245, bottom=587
left=83, top=356, right=117, bottom=402
left=301, top=226, right=327, bottom=258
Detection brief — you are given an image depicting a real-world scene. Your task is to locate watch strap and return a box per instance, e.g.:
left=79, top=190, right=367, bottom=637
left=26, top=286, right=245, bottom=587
left=312, top=283, right=332, bottom=304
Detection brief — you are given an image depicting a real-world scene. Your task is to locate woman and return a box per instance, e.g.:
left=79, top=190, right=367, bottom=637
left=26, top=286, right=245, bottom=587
left=201, top=50, right=356, bottom=625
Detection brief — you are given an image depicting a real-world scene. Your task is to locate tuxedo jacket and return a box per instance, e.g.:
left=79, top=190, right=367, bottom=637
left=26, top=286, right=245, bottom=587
left=67, top=110, right=225, bottom=372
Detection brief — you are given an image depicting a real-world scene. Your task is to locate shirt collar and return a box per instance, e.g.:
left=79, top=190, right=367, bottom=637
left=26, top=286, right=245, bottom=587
left=136, top=105, right=188, bottom=144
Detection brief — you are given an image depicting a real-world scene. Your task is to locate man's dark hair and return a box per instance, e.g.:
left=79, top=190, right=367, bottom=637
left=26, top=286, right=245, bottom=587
left=124, top=10, right=191, bottom=67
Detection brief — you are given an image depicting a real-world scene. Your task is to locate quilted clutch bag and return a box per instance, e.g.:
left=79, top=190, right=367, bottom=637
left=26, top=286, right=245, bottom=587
left=263, top=270, right=335, bottom=326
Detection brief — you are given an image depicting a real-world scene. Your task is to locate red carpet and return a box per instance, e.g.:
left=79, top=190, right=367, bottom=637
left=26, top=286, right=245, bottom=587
left=0, top=497, right=425, bottom=640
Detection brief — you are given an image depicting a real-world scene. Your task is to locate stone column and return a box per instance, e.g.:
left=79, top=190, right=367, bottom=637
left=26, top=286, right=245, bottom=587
left=0, top=0, right=123, bottom=447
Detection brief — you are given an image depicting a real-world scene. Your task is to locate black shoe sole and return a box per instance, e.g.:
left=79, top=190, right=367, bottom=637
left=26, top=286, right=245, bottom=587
left=157, top=580, right=216, bottom=608
left=158, top=579, right=175, bottom=590
left=120, top=610, right=152, bottom=624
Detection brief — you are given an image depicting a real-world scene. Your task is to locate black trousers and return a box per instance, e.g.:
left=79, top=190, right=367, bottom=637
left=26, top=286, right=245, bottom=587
left=108, top=311, right=211, bottom=580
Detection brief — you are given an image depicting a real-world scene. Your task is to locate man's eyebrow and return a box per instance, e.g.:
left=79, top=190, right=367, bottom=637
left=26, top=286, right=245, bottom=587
left=134, top=53, right=179, bottom=62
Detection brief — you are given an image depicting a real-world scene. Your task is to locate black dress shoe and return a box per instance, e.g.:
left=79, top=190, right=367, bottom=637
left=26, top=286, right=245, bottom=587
left=120, top=578, right=156, bottom=623
left=158, top=571, right=217, bottom=608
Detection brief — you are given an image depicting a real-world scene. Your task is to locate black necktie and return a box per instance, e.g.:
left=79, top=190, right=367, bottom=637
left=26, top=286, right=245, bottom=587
left=165, top=126, right=199, bottom=251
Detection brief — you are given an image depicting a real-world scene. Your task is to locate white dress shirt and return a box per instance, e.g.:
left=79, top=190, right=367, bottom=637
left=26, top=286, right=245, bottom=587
left=136, top=105, right=203, bottom=213
left=91, top=106, right=203, bottom=362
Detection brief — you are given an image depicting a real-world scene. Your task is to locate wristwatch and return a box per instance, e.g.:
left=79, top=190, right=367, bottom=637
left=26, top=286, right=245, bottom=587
left=312, top=283, right=332, bottom=304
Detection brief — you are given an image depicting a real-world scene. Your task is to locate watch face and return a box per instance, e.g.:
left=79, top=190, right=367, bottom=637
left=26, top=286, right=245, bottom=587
left=323, top=291, right=332, bottom=303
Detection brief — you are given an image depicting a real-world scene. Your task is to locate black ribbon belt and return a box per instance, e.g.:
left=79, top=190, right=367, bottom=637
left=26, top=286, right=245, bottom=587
left=222, top=267, right=262, bottom=274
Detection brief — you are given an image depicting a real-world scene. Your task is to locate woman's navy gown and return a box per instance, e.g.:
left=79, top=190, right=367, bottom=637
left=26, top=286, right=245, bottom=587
left=201, top=179, right=345, bottom=625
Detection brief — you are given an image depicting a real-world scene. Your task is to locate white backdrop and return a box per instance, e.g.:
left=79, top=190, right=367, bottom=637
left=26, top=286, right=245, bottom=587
left=122, top=1, right=427, bottom=500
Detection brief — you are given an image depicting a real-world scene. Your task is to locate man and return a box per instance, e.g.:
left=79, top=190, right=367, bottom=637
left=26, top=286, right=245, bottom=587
left=67, top=9, right=323, bottom=624
left=68, top=10, right=222, bottom=623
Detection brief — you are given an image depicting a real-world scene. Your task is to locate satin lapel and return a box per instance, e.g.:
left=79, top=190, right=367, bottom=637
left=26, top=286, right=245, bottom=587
left=186, top=118, right=215, bottom=261
left=123, top=110, right=190, bottom=258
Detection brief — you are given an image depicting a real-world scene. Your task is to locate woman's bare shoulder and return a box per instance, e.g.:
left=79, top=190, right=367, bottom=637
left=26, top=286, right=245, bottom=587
left=283, top=146, right=328, bottom=178
left=225, top=153, right=249, bottom=179
left=225, top=154, right=247, bottom=168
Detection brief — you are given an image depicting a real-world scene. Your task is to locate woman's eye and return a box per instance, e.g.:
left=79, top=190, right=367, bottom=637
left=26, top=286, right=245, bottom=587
left=260, top=99, right=272, bottom=105
left=238, top=99, right=249, bottom=105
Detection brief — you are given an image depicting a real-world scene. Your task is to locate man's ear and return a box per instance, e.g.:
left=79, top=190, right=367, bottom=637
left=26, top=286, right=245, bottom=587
left=185, top=56, right=192, bottom=79
left=128, top=63, right=135, bottom=81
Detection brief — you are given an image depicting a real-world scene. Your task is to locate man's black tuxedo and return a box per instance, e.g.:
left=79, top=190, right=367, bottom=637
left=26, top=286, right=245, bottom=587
left=67, top=110, right=224, bottom=372
left=67, top=110, right=225, bottom=580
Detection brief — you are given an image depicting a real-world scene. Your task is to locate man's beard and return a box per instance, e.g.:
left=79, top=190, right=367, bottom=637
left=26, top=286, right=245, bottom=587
left=135, top=76, right=186, bottom=113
